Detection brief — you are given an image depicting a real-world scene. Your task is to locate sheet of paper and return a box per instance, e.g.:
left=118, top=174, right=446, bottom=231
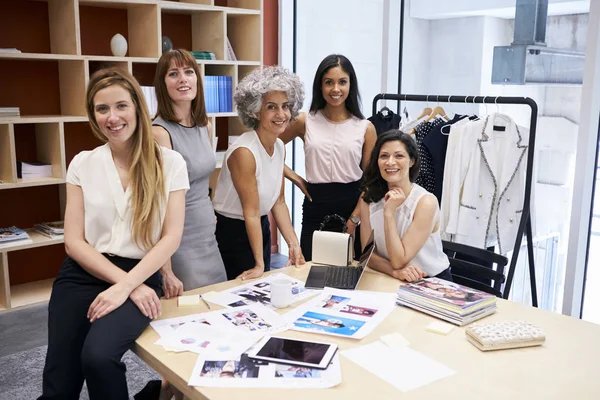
left=285, top=288, right=396, bottom=339
left=217, top=273, right=316, bottom=310
left=342, top=341, right=455, bottom=392
left=207, top=303, right=289, bottom=337
left=188, top=353, right=342, bottom=388
left=202, top=291, right=244, bottom=307
left=150, top=313, right=213, bottom=339
left=426, top=321, right=455, bottom=335
left=155, top=322, right=259, bottom=360
left=380, top=332, right=410, bottom=348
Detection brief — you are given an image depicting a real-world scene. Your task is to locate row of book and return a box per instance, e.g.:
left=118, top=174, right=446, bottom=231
left=204, top=76, right=233, bottom=113
left=396, top=277, right=497, bottom=326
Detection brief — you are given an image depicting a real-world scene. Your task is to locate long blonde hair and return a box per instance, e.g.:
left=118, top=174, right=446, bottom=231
left=86, top=68, right=166, bottom=251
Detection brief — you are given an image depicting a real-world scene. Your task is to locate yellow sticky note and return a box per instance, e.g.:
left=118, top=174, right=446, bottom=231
left=380, top=332, right=410, bottom=348
left=426, top=321, right=455, bottom=335
left=178, top=294, right=201, bottom=307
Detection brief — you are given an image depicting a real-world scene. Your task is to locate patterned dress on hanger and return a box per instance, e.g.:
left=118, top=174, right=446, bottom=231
left=414, top=119, right=445, bottom=194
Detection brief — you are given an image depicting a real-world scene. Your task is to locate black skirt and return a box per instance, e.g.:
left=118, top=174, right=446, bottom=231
left=300, top=180, right=362, bottom=261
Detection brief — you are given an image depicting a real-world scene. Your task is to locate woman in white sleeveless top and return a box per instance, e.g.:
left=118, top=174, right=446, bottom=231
left=213, top=66, right=305, bottom=280
left=280, top=54, right=377, bottom=261
left=359, top=130, right=452, bottom=282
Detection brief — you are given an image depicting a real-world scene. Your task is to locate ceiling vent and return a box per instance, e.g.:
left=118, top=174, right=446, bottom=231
left=492, top=0, right=585, bottom=85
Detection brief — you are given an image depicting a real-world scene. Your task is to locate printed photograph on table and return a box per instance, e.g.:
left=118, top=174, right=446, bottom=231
left=321, top=295, right=351, bottom=310
left=340, top=304, right=377, bottom=317
left=222, top=308, right=273, bottom=332
left=293, top=311, right=366, bottom=337
left=200, top=358, right=260, bottom=379
left=231, top=288, right=271, bottom=307
left=275, top=365, right=321, bottom=379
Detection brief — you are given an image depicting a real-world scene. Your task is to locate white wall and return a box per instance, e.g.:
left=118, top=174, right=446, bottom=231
left=279, top=0, right=401, bottom=254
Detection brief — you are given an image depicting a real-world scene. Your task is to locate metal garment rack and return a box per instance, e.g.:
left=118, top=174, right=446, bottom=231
left=372, top=93, right=539, bottom=307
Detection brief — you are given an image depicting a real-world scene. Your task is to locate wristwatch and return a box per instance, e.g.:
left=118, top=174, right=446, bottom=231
left=349, top=214, right=360, bottom=225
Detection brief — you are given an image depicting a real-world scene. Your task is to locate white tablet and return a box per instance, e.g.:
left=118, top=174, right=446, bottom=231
left=247, top=336, right=338, bottom=370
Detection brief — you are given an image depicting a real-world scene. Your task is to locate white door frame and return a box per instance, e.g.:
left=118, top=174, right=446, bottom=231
left=562, top=0, right=600, bottom=317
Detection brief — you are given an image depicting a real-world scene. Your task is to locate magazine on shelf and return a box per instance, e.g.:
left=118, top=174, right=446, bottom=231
left=0, top=226, right=31, bottom=244
left=34, top=221, right=64, bottom=239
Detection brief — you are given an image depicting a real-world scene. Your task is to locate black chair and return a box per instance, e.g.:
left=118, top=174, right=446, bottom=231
left=442, top=241, right=508, bottom=298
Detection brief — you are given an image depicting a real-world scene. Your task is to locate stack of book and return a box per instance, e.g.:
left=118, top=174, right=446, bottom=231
left=0, top=226, right=31, bottom=246
left=0, top=107, right=20, bottom=117
left=204, top=76, right=232, bottom=113
left=396, top=277, right=496, bottom=326
left=17, top=161, right=52, bottom=179
left=191, top=51, right=216, bottom=60
left=34, top=221, right=64, bottom=239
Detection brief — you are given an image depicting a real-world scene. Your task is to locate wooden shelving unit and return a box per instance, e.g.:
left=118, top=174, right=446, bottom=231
left=0, top=0, right=262, bottom=312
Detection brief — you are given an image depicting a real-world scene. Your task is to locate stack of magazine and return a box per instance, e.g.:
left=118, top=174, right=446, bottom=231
left=34, top=221, right=64, bottom=239
left=0, top=226, right=31, bottom=246
left=396, top=278, right=496, bottom=326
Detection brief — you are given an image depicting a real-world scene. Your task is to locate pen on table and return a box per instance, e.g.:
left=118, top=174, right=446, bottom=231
left=200, top=295, right=211, bottom=310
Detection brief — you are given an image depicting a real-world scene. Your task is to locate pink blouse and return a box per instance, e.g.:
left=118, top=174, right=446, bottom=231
left=304, top=110, right=368, bottom=184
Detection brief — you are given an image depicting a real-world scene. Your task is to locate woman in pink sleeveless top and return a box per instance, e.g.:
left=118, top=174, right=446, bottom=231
left=280, top=54, right=377, bottom=261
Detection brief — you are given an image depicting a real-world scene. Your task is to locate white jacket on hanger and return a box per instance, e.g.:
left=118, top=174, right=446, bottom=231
left=440, top=113, right=529, bottom=254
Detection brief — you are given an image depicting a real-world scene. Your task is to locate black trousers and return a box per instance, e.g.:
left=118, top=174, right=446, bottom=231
left=38, top=255, right=162, bottom=400
left=434, top=267, right=453, bottom=282
left=215, top=212, right=271, bottom=280
left=300, top=181, right=362, bottom=261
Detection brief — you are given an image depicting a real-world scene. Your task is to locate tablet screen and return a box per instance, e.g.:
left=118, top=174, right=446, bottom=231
left=255, top=337, right=331, bottom=365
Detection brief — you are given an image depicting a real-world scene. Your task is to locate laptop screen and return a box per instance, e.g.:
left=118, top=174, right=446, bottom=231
left=357, top=230, right=375, bottom=268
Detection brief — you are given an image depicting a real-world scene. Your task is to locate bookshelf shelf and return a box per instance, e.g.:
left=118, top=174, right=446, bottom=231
left=10, top=278, right=55, bottom=309
left=0, top=230, right=64, bottom=253
left=0, top=0, right=263, bottom=312
left=0, top=177, right=66, bottom=191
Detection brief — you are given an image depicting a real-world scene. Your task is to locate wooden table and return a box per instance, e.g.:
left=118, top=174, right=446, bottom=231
left=134, top=265, right=600, bottom=400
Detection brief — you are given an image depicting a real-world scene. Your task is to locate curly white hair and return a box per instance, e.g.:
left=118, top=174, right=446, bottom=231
left=234, top=66, right=305, bottom=129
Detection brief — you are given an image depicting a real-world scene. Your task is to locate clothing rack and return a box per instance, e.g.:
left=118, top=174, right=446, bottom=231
left=372, top=93, right=539, bottom=307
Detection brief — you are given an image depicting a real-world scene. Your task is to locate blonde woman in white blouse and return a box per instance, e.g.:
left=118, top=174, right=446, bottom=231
left=38, top=69, right=188, bottom=400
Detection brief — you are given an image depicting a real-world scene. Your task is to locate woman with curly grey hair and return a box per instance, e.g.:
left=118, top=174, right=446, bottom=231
left=212, top=66, right=305, bottom=280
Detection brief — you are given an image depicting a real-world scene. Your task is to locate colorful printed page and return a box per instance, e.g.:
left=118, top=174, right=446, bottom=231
left=211, top=273, right=317, bottom=310
left=154, top=322, right=259, bottom=360
left=188, top=353, right=342, bottom=389
left=210, top=304, right=289, bottom=337
left=285, top=288, right=396, bottom=340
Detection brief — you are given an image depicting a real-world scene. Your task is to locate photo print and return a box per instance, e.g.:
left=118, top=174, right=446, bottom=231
left=293, top=311, right=365, bottom=337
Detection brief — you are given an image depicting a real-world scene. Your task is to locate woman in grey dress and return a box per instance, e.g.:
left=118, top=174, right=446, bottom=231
left=152, top=49, right=227, bottom=296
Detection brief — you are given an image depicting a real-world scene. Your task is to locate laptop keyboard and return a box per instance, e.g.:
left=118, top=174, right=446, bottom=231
left=325, top=267, right=362, bottom=288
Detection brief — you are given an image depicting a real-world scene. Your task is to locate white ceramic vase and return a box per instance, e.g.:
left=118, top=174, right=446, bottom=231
left=110, top=34, right=128, bottom=57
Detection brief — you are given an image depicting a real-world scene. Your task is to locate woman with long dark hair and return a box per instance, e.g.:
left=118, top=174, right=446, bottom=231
left=359, top=130, right=452, bottom=282
left=281, top=54, right=377, bottom=261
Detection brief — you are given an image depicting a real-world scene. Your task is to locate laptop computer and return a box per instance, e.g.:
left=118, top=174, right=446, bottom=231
left=305, top=231, right=375, bottom=290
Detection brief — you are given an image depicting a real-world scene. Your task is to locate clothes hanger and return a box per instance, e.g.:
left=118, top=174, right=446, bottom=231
left=425, top=95, right=450, bottom=122
left=415, top=95, right=433, bottom=120
left=492, top=96, right=511, bottom=131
